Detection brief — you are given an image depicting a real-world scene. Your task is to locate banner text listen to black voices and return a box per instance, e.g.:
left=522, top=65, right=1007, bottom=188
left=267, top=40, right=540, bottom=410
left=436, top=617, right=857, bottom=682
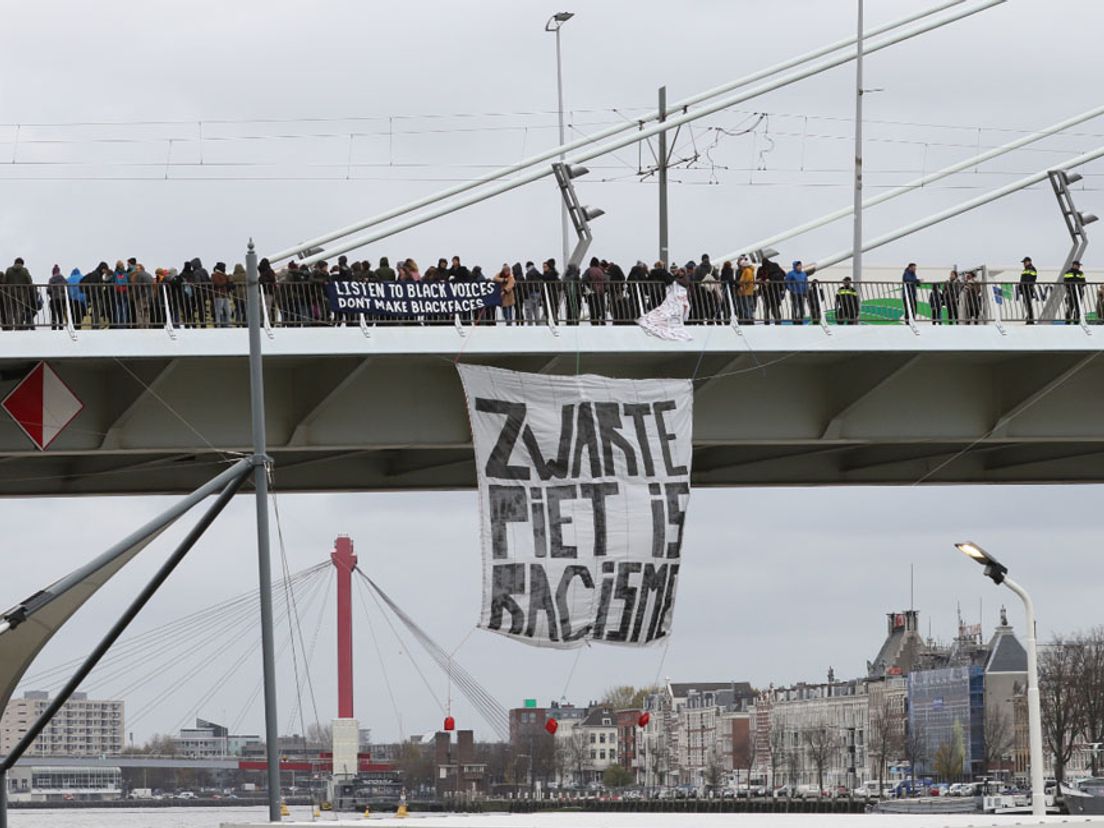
left=458, top=365, right=693, bottom=649
left=327, top=280, right=501, bottom=317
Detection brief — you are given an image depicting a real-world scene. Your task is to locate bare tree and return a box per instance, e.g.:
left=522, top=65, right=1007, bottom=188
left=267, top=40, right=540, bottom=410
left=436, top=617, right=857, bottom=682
left=396, top=741, right=434, bottom=792
left=305, top=722, right=332, bottom=750
left=1040, top=636, right=1086, bottom=786
left=802, top=724, right=839, bottom=793
left=561, top=729, right=591, bottom=787
left=601, top=685, right=659, bottom=710
left=738, top=728, right=758, bottom=793
left=933, top=740, right=964, bottom=783
left=702, top=746, right=726, bottom=793
left=983, top=705, right=1015, bottom=775
left=649, top=731, right=670, bottom=789
left=768, top=726, right=786, bottom=790
left=904, top=718, right=929, bottom=786
left=1076, top=627, right=1104, bottom=776
left=868, top=694, right=904, bottom=796
left=785, top=743, right=801, bottom=790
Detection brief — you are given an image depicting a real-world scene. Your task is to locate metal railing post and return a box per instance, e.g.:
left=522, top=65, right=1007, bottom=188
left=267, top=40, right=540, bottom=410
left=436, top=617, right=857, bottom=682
left=981, top=266, right=1006, bottom=335
left=816, top=282, right=832, bottom=335
left=161, top=284, right=176, bottom=340
left=260, top=284, right=275, bottom=340
left=62, top=283, right=78, bottom=341
left=728, top=283, right=744, bottom=336
left=543, top=283, right=560, bottom=336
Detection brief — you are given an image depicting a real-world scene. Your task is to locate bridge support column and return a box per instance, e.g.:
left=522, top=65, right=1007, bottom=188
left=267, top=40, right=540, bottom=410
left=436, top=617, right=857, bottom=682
left=332, top=536, right=357, bottom=719
left=331, top=536, right=359, bottom=779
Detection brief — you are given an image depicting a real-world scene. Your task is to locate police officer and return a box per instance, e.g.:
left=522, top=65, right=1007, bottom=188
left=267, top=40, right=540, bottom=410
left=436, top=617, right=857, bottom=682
left=1018, top=256, right=1038, bottom=325
left=835, top=276, right=860, bottom=325
left=1064, top=260, right=1087, bottom=324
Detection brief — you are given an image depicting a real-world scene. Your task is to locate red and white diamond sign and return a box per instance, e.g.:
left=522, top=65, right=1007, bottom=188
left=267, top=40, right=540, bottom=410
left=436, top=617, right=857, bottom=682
left=2, top=362, right=84, bottom=451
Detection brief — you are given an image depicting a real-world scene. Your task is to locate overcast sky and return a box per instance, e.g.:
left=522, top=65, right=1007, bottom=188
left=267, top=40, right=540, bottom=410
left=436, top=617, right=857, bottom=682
left=3, top=0, right=1104, bottom=746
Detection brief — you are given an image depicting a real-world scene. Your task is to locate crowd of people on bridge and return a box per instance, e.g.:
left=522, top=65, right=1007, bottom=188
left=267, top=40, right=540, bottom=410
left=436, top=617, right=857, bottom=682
left=0, top=251, right=1101, bottom=330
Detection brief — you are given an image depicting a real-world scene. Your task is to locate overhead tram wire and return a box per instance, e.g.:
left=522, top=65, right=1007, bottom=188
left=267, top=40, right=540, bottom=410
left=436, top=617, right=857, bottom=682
left=267, top=0, right=971, bottom=262
left=814, top=141, right=1104, bottom=271
left=293, top=0, right=1007, bottom=266
left=716, top=102, right=1104, bottom=263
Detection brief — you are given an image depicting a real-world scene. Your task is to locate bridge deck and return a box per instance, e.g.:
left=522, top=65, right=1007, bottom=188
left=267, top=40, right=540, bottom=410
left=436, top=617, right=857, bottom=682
left=1, top=325, right=1102, bottom=495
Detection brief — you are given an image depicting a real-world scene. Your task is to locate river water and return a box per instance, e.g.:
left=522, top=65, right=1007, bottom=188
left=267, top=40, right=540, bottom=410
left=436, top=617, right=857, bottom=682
left=1, top=808, right=1061, bottom=828
left=7, top=806, right=316, bottom=828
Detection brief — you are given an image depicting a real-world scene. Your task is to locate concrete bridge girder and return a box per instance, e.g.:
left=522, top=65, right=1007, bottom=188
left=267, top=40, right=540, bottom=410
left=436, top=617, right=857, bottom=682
left=0, top=327, right=1102, bottom=494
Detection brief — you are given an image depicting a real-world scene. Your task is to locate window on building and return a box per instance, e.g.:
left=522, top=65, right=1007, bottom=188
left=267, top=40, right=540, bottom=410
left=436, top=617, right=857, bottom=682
left=600, top=750, right=606, bottom=760
left=590, top=750, right=596, bottom=759
left=590, top=733, right=596, bottom=744
left=600, top=734, right=606, bottom=744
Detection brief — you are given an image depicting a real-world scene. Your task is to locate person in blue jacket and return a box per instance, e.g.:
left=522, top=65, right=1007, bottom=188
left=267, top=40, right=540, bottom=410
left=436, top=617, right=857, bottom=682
left=902, top=262, right=921, bottom=323
left=785, top=260, right=810, bottom=324
left=67, top=268, right=87, bottom=329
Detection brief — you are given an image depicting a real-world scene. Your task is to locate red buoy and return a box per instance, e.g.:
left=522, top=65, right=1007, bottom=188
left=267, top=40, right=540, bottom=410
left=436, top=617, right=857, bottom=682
left=443, top=715, right=455, bottom=732
left=544, top=717, right=559, bottom=735
left=638, top=711, right=651, bottom=728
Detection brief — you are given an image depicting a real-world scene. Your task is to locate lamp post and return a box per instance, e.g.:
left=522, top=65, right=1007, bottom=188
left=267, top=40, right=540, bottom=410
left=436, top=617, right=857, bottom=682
left=955, top=542, right=1045, bottom=817
left=853, top=0, right=864, bottom=283
left=545, top=11, right=574, bottom=272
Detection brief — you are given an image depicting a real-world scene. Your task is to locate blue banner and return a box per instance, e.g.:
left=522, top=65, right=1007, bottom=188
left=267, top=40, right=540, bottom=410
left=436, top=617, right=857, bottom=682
left=326, top=280, right=501, bottom=317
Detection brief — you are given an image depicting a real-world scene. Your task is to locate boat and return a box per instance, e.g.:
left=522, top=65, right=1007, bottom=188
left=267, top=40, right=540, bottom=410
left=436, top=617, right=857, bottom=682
left=1063, top=779, right=1104, bottom=815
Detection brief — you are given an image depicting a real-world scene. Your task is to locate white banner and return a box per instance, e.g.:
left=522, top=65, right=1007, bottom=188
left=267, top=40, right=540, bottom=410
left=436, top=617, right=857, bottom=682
left=457, top=364, right=693, bottom=649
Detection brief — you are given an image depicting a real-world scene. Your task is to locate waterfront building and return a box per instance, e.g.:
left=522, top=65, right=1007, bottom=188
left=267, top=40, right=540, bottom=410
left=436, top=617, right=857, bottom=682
left=4, top=765, right=123, bottom=803
left=433, top=729, right=485, bottom=798
left=0, top=691, right=123, bottom=757
left=907, top=610, right=1028, bottom=782
left=908, top=664, right=984, bottom=779
left=577, top=706, right=619, bottom=784
left=761, top=675, right=884, bottom=791
left=673, top=682, right=754, bottom=786
left=174, top=718, right=261, bottom=758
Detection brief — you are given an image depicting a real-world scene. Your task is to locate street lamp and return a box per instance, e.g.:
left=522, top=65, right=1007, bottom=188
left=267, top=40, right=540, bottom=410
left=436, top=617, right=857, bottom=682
left=955, top=541, right=1046, bottom=817
left=552, top=162, right=604, bottom=271
left=545, top=11, right=574, bottom=273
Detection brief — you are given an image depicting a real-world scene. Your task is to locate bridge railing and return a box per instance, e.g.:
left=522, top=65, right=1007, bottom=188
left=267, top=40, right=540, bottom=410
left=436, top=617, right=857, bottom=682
left=2, top=280, right=1100, bottom=330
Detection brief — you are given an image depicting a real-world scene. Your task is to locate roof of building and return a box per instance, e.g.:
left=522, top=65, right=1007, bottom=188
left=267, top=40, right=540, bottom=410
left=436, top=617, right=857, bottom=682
left=669, top=681, right=753, bottom=698
left=580, top=706, right=616, bottom=727
left=986, top=625, right=1028, bottom=674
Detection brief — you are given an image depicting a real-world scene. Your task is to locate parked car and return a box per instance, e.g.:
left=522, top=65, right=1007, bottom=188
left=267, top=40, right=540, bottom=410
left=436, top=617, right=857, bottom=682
left=796, top=784, right=821, bottom=799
